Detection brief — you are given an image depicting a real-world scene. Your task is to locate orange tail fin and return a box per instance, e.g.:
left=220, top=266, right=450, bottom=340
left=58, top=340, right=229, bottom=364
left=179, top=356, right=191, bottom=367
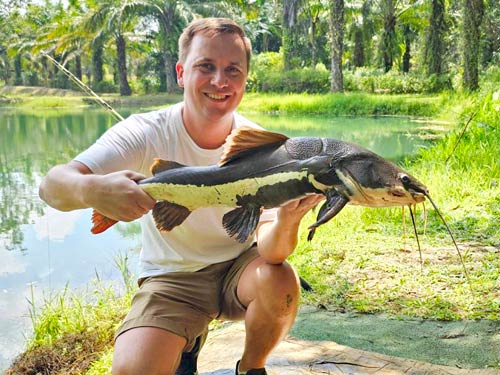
left=91, top=210, right=118, bottom=234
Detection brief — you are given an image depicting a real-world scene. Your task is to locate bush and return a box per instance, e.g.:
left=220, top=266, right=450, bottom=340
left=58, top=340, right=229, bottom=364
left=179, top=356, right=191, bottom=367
left=248, top=53, right=454, bottom=94
left=92, top=81, right=118, bottom=93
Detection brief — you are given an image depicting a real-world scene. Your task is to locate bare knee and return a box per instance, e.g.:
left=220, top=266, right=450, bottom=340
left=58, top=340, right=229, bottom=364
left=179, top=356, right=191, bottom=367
left=255, top=262, right=300, bottom=315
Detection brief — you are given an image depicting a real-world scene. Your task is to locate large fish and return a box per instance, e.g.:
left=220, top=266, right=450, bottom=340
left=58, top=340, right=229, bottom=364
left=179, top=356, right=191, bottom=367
left=91, top=126, right=428, bottom=242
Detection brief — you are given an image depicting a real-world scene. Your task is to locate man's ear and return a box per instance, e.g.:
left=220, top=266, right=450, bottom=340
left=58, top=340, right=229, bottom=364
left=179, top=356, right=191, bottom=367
left=175, top=62, right=184, bottom=87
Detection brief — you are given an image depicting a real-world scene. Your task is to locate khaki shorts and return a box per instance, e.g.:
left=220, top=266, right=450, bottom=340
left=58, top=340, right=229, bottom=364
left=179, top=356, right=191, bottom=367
left=115, top=245, right=260, bottom=351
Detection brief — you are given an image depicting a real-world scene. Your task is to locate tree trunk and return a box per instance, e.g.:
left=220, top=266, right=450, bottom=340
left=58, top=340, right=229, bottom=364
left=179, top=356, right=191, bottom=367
left=361, top=0, right=375, bottom=66
left=164, top=52, right=177, bottom=93
left=425, top=0, right=446, bottom=75
left=283, top=0, right=301, bottom=70
left=330, top=0, right=344, bottom=92
left=75, top=55, right=82, bottom=81
left=115, top=33, right=132, bottom=96
left=462, top=0, right=484, bottom=91
left=92, top=41, right=104, bottom=84
left=14, top=54, right=22, bottom=86
left=402, top=25, right=411, bottom=73
left=353, top=25, right=365, bottom=67
left=158, top=4, right=179, bottom=93
left=381, top=0, right=396, bottom=72
left=311, top=15, right=318, bottom=67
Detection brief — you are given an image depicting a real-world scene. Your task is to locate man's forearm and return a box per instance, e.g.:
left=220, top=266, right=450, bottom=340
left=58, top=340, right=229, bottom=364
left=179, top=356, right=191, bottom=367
left=39, top=164, right=94, bottom=211
left=256, top=219, right=301, bottom=264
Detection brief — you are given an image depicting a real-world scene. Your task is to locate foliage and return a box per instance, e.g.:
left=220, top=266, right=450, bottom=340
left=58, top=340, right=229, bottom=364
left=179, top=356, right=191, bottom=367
left=0, top=0, right=498, bottom=95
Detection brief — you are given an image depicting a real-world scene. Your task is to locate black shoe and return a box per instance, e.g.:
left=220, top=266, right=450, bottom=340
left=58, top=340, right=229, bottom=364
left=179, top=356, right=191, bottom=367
left=175, top=329, right=208, bottom=375
left=235, top=360, right=268, bottom=375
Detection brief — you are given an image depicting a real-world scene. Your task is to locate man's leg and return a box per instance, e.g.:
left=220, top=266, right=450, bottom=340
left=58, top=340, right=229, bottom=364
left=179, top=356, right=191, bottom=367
left=236, top=257, right=300, bottom=372
left=112, top=326, right=186, bottom=375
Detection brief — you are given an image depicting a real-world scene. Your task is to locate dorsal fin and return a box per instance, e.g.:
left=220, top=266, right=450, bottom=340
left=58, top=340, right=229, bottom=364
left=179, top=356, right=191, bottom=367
left=219, top=126, right=289, bottom=167
left=150, top=158, right=185, bottom=175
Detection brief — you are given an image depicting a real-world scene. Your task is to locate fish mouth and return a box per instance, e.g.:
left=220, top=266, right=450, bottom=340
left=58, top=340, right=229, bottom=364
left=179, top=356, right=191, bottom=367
left=391, top=189, right=426, bottom=203
left=408, top=190, right=426, bottom=203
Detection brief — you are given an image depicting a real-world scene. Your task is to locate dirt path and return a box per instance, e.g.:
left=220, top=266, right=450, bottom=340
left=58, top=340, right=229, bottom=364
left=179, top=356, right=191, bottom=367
left=200, top=321, right=500, bottom=375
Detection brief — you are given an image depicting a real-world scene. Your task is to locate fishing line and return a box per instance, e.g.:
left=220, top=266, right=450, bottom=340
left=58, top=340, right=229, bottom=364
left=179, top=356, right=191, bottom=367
left=42, top=52, right=124, bottom=122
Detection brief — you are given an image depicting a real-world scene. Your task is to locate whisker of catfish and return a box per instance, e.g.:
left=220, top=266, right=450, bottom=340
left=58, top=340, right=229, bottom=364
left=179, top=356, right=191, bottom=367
left=401, top=206, right=408, bottom=252
left=408, top=204, right=423, bottom=271
left=423, top=202, right=427, bottom=236
left=424, top=193, right=472, bottom=290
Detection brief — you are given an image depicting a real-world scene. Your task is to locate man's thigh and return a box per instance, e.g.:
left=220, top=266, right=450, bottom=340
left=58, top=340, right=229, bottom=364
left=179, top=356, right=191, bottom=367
left=219, top=245, right=261, bottom=321
left=116, top=263, right=230, bottom=351
left=113, top=326, right=186, bottom=375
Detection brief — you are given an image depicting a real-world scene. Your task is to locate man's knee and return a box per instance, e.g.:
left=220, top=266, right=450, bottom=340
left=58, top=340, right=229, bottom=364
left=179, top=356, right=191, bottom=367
left=255, top=262, right=300, bottom=314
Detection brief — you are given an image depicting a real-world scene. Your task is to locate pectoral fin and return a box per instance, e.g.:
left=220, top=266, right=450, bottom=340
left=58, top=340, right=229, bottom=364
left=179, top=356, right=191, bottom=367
left=222, top=204, right=261, bottom=243
left=307, top=191, right=349, bottom=241
left=152, top=201, right=191, bottom=232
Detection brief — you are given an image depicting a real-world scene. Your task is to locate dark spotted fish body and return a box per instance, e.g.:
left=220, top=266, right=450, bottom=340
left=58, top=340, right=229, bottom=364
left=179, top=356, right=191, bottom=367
left=91, top=127, right=428, bottom=242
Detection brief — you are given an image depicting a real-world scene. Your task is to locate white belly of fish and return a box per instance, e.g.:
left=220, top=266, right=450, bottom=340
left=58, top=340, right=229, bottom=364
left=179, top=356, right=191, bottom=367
left=140, top=170, right=312, bottom=210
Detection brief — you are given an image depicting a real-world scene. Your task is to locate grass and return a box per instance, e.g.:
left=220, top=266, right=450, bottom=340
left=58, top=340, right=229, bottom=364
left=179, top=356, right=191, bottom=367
left=239, top=92, right=441, bottom=117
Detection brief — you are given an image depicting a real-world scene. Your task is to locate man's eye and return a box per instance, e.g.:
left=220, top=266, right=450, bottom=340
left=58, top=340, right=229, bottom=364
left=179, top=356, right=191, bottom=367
left=227, top=67, right=241, bottom=75
left=198, top=63, right=213, bottom=71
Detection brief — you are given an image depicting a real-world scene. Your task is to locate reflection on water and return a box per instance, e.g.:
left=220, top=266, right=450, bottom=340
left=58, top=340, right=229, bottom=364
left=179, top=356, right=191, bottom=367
left=0, top=107, right=433, bottom=371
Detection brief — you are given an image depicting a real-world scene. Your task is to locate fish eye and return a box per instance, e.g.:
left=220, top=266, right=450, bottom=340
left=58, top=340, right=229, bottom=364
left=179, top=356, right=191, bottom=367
left=400, top=174, right=411, bottom=184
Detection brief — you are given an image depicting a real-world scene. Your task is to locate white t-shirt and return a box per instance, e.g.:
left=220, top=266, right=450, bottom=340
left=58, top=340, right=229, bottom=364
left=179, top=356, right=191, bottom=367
left=75, top=102, right=275, bottom=278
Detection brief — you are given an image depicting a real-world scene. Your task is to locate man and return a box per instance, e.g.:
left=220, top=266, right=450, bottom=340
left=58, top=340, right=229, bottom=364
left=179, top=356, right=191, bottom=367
left=39, top=18, right=322, bottom=375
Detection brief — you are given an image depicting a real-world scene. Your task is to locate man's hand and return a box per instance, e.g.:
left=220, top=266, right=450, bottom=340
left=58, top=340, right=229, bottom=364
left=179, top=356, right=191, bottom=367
left=276, top=194, right=325, bottom=226
left=83, top=170, right=156, bottom=222
left=39, top=161, right=156, bottom=222
left=257, top=194, right=324, bottom=264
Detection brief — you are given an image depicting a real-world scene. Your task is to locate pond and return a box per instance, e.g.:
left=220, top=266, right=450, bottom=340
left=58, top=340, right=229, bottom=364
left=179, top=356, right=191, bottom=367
left=0, top=107, right=435, bottom=371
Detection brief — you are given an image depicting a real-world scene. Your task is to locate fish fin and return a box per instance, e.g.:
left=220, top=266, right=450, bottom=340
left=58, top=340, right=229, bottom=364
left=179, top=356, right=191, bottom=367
left=219, top=126, right=289, bottom=166
left=150, top=158, right=186, bottom=175
left=307, top=191, right=349, bottom=241
left=222, top=204, right=261, bottom=243
left=91, top=210, right=118, bottom=234
left=152, top=201, right=191, bottom=231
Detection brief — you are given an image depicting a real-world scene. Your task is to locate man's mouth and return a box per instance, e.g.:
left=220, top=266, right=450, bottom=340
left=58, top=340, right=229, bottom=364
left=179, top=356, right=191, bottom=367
left=206, top=93, right=229, bottom=101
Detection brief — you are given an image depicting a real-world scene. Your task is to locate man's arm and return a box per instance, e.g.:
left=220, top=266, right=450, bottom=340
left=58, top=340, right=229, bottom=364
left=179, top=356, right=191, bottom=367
left=39, top=160, right=156, bottom=222
left=256, top=195, right=324, bottom=264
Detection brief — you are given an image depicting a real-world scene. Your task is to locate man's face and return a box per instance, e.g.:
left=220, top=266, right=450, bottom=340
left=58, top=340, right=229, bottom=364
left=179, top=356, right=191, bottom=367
left=176, top=33, right=248, bottom=123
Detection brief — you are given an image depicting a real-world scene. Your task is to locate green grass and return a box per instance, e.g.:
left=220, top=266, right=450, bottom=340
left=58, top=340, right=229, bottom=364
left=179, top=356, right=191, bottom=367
left=240, top=92, right=441, bottom=117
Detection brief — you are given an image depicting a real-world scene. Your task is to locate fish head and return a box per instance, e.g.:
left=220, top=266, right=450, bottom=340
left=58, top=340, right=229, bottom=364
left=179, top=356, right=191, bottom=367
left=333, top=153, right=428, bottom=207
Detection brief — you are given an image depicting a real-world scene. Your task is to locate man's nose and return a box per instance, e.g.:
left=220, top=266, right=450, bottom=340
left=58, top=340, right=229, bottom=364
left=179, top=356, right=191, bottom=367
left=210, top=69, right=228, bottom=87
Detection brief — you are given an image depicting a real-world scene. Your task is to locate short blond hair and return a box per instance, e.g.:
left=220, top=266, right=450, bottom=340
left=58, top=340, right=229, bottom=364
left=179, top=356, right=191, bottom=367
left=178, top=18, right=252, bottom=69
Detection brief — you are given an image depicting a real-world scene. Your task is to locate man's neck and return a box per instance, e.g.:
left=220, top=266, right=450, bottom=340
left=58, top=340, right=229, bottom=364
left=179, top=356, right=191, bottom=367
left=181, top=105, right=234, bottom=150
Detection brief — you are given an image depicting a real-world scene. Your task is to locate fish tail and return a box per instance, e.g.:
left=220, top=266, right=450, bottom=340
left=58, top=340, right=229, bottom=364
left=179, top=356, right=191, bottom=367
left=91, top=210, right=118, bottom=234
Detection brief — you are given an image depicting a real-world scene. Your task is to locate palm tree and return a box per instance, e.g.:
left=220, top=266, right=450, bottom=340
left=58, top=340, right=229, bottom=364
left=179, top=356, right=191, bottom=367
left=85, top=0, right=142, bottom=96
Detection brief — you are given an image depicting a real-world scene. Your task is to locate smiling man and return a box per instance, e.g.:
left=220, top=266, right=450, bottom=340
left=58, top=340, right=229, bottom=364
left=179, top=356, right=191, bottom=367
left=39, top=18, right=322, bottom=375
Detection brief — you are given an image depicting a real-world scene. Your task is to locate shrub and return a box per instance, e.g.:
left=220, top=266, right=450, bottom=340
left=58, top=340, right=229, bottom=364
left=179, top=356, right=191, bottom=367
left=92, top=81, right=118, bottom=93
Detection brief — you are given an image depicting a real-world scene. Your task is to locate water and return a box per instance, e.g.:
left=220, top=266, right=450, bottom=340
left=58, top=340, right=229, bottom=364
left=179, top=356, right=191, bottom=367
left=0, top=107, right=434, bottom=371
